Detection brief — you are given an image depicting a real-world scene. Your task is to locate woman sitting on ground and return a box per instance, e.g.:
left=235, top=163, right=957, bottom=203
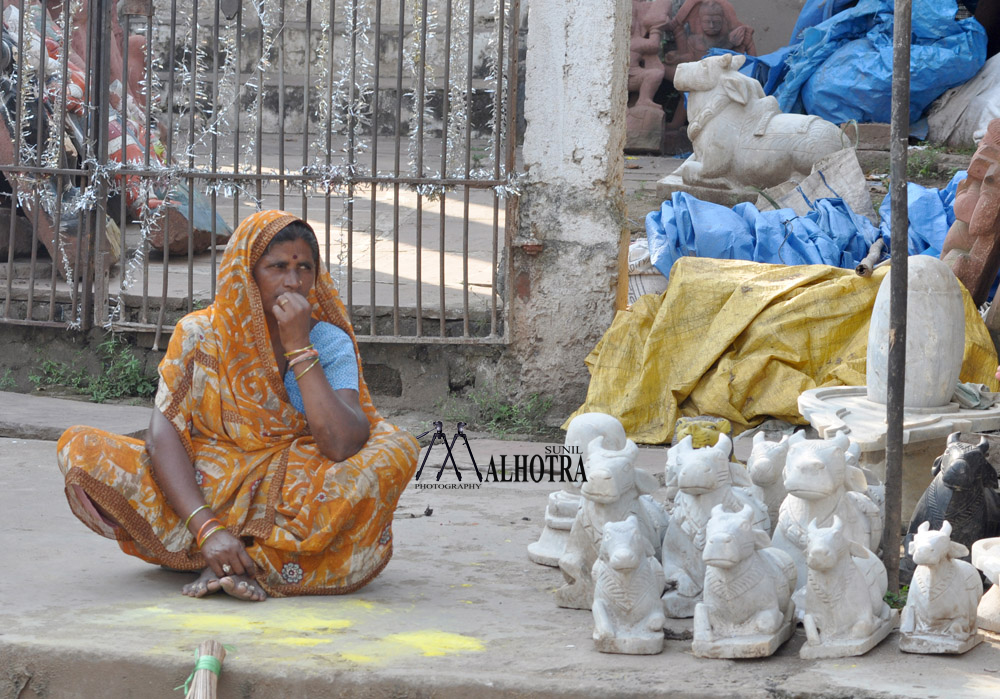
left=57, top=210, right=419, bottom=601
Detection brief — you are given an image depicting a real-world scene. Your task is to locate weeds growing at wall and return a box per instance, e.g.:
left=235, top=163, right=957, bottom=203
left=436, top=378, right=554, bottom=437
left=0, top=368, right=14, bottom=391
left=28, top=335, right=156, bottom=404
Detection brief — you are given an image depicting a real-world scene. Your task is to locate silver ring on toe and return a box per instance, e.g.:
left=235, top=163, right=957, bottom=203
left=222, top=563, right=232, bottom=575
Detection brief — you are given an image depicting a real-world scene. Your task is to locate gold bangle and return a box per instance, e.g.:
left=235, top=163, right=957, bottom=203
left=183, top=504, right=210, bottom=531
left=294, top=358, right=320, bottom=380
left=283, top=344, right=314, bottom=358
left=198, top=525, right=227, bottom=549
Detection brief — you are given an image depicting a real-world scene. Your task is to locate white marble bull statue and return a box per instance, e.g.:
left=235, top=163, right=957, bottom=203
left=556, top=436, right=667, bottom=610
left=592, top=515, right=666, bottom=655
left=673, top=53, right=847, bottom=190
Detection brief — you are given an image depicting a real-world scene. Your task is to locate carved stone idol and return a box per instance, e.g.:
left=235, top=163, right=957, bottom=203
left=900, top=521, right=983, bottom=654
left=972, top=537, right=1000, bottom=633
left=671, top=54, right=847, bottom=192
left=627, top=0, right=673, bottom=153
left=771, top=431, right=883, bottom=592
left=800, top=517, right=896, bottom=659
left=529, top=413, right=627, bottom=567
left=557, top=437, right=665, bottom=610
left=692, top=504, right=796, bottom=658
left=592, top=515, right=667, bottom=654
left=661, top=433, right=769, bottom=618
left=941, top=119, right=1000, bottom=306
left=901, top=433, right=1000, bottom=585
left=747, top=432, right=789, bottom=536
left=663, top=0, right=756, bottom=82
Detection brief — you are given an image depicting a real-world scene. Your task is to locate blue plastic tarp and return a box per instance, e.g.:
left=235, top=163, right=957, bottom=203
left=774, top=0, right=986, bottom=123
left=878, top=171, right=966, bottom=258
left=647, top=172, right=971, bottom=291
left=645, top=194, right=882, bottom=280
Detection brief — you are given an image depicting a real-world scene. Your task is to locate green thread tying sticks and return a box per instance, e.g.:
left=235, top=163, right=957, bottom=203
left=174, top=642, right=229, bottom=695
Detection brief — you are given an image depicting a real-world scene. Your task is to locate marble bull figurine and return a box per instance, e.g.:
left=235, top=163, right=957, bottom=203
left=557, top=436, right=667, bottom=610
left=772, top=431, right=882, bottom=590
left=661, top=434, right=769, bottom=618
left=694, top=504, right=796, bottom=657
left=592, top=515, right=666, bottom=654
left=673, top=53, right=847, bottom=190
left=901, top=520, right=982, bottom=652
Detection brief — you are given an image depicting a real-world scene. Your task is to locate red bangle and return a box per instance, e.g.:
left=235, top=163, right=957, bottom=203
left=195, top=517, right=222, bottom=545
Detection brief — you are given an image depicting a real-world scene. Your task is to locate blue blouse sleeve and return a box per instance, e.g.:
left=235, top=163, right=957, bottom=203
left=284, top=322, right=359, bottom=412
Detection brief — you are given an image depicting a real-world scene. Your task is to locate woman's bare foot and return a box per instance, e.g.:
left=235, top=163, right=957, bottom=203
left=182, top=568, right=222, bottom=598
left=219, top=574, right=267, bottom=602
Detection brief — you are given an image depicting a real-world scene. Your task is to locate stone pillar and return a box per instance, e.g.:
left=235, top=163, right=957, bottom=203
left=507, top=0, right=630, bottom=411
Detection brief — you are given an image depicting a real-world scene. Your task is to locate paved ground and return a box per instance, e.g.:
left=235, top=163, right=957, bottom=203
left=2, top=393, right=1000, bottom=698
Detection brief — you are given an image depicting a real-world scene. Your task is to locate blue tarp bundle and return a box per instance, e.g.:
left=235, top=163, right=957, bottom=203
left=711, top=0, right=986, bottom=124
left=646, top=172, right=971, bottom=289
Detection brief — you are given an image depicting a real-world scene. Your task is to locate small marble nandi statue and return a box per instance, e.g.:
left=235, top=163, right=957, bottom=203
left=528, top=412, right=627, bottom=566
left=592, top=515, right=666, bottom=655
left=661, top=434, right=769, bottom=618
left=692, top=504, right=796, bottom=658
left=900, top=520, right=983, bottom=654
left=972, top=537, right=1000, bottom=632
left=557, top=437, right=666, bottom=610
left=747, top=432, right=789, bottom=535
left=772, top=430, right=882, bottom=591
left=800, top=517, right=896, bottom=659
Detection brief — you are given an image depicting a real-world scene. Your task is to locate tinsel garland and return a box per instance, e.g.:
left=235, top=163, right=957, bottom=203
left=3, top=0, right=522, bottom=327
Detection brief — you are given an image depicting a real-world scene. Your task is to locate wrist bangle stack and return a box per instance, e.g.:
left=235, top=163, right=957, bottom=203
left=195, top=517, right=226, bottom=548
left=294, top=358, right=321, bottom=380
left=183, top=504, right=210, bottom=531
left=288, top=348, right=319, bottom=369
left=283, top=344, right=314, bottom=358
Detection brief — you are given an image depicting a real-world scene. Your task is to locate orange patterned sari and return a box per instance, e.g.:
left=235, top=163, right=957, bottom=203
left=57, top=210, right=419, bottom=596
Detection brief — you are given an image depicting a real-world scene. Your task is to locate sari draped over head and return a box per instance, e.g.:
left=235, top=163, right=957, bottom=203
left=57, top=210, right=419, bottom=596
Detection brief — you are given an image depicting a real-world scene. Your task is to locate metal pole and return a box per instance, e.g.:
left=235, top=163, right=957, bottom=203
left=883, top=0, right=911, bottom=593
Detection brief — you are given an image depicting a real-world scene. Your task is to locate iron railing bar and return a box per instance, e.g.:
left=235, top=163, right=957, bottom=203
left=25, top=2, right=52, bottom=323
left=369, top=0, right=382, bottom=336
left=49, top=5, right=72, bottom=321
left=438, top=0, right=452, bottom=338
left=255, top=7, right=264, bottom=206
left=392, top=0, right=404, bottom=335
left=346, top=0, right=358, bottom=320
left=461, top=0, right=475, bottom=337
left=92, top=0, right=114, bottom=327
left=415, top=0, right=429, bottom=336
left=232, top=0, right=242, bottom=239
left=118, top=13, right=130, bottom=293
left=278, top=0, right=286, bottom=211
left=4, top=2, right=27, bottom=319
left=323, top=0, right=336, bottom=274
left=209, top=0, right=221, bottom=300
left=302, top=0, right=312, bottom=221
left=186, top=0, right=199, bottom=314
left=141, top=13, right=154, bottom=325
left=490, top=0, right=506, bottom=336
left=154, top=0, right=181, bottom=351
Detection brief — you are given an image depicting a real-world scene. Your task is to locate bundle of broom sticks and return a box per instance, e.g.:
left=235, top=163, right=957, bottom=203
left=183, top=639, right=227, bottom=699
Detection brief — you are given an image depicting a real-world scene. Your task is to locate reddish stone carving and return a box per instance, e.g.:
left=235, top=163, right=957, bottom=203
left=663, top=0, right=756, bottom=82
left=627, top=0, right=673, bottom=153
left=627, top=0, right=756, bottom=155
left=941, top=119, right=1000, bottom=306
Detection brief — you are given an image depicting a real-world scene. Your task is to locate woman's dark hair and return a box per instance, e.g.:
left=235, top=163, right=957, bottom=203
left=266, top=220, right=320, bottom=266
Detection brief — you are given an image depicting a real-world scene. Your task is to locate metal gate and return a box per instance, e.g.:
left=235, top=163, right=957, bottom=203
left=0, top=0, right=520, bottom=347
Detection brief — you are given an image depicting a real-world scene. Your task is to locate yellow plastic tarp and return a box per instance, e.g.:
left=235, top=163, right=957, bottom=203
left=568, top=257, right=999, bottom=445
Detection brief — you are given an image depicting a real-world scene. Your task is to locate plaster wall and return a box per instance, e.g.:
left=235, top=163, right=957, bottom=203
left=732, top=0, right=805, bottom=55
left=506, top=0, right=629, bottom=409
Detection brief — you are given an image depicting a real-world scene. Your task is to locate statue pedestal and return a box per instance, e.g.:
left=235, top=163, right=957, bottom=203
left=799, top=610, right=897, bottom=659
left=527, top=490, right=580, bottom=566
left=797, top=386, right=1000, bottom=520
left=900, top=631, right=983, bottom=655
left=626, top=104, right=665, bottom=154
